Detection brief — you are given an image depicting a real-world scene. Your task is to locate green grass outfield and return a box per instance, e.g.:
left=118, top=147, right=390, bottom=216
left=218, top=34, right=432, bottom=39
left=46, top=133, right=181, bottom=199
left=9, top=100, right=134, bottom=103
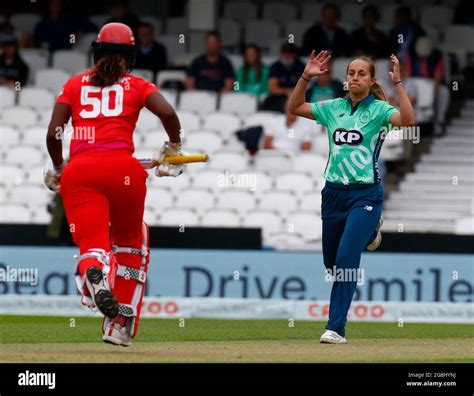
left=0, top=316, right=472, bottom=363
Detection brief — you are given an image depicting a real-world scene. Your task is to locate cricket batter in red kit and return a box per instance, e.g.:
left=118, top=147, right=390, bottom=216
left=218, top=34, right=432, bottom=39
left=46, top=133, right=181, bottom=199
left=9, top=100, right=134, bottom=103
left=44, top=23, right=185, bottom=346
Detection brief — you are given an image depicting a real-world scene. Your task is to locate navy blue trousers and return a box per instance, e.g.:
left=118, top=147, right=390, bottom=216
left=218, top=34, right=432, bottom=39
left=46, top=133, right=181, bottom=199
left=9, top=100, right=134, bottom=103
left=321, top=181, right=383, bottom=337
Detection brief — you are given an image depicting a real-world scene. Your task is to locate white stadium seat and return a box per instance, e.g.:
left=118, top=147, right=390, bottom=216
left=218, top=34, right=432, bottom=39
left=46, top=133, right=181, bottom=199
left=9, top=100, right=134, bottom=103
left=1, top=125, right=21, bottom=147
left=158, top=35, right=188, bottom=67
left=35, top=69, right=71, bottom=94
left=274, top=172, right=314, bottom=196
left=9, top=184, right=54, bottom=207
left=244, top=111, right=281, bottom=132
left=244, top=20, right=281, bottom=51
left=31, top=206, right=53, bottom=224
left=259, top=190, right=298, bottom=216
left=202, top=112, right=241, bottom=137
left=136, top=109, right=160, bottom=131
left=263, top=2, right=297, bottom=23
left=0, top=87, right=16, bottom=109
left=22, top=126, right=48, bottom=147
left=156, top=70, right=187, bottom=87
left=133, top=69, right=154, bottom=82
left=455, top=217, right=474, bottom=235
left=216, top=190, right=257, bottom=215
left=242, top=209, right=283, bottom=239
left=208, top=151, right=249, bottom=171
left=2, top=106, right=38, bottom=129
left=19, top=49, right=48, bottom=84
left=145, top=187, right=174, bottom=212
left=293, top=153, right=328, bottom=175
left=223, top=2, right=257, bottom=23
left=286, top=211, right=323, bottom=242
left=200, top=209, right=241, bottom=227
left=5, top=145, right=44, bottom=168
left=160, top=89, right=178, bottom=108
left=267, top=231, right=308, bottom=250
left=25, top=166, right=45, bottom=185
left=411, top=78, right=435, bottom=123
left=1, top=164, right=26, bottom=186
left=176, top=111, right=201, bottom=133
left=143, top=130, right=169, bottom=147
left=179, top=91, right=218, bottom=115
left=74, top=32, right=98, bottom=54
left=185, top=130, right=224, bottom=153
left=220, top=92, right=258, bottom=117
left=253, top=150, right=293, bottom=172
left=18, top=87, right=55, bottom=111
left=143, top=207, right=159, bottom=226
left=52, top=50, right=89, bottom=75
left=0, top=203, right=31, bottom=223
left=153, top=172, right=193, bottom=192
left=175, top=187, right=215, bottom=214
left=193, top=169, right=222, bottom=189
left=299, top=191, right=322, bottom=213
left=159, top=207, right=199, bottom=226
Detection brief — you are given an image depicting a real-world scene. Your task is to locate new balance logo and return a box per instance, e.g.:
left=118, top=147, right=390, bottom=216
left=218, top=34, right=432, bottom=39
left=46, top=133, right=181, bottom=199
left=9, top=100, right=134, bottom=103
left=364, top=205, right=373, bottom=211
left=333, top=128, right=363, bottom=146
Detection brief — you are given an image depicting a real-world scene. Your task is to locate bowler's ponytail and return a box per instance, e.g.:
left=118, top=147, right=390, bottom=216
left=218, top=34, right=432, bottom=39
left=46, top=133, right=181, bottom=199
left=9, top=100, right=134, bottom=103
left=370, top=80, right=388, bottom=102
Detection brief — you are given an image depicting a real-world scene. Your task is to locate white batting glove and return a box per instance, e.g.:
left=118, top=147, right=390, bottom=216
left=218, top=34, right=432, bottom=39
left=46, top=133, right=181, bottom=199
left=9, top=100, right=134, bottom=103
left=43, top=159, right=66, bottom=192
left=153, top=141, right=186, bottom=177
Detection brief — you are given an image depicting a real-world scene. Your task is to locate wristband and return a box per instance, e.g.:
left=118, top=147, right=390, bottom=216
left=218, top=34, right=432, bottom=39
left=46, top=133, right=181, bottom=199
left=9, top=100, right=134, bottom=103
left=394, top=80, right=403, bottom=85
left=301, top=75, right=311, bottom=82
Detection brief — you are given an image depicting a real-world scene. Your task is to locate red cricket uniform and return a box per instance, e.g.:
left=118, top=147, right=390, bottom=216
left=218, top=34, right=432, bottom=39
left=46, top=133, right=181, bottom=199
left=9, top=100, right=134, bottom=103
left=58, top=72, right=158, bottom=318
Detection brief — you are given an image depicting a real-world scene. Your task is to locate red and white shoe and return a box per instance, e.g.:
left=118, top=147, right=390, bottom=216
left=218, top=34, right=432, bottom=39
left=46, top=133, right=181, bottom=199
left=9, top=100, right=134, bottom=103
left=103, top=315, right=132, bottom=347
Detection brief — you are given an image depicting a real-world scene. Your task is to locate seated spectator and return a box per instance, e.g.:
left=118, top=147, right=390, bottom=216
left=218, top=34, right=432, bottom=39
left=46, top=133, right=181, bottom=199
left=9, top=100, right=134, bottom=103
left=262, top=43, right=304, bottom=112
left=34, top=0, right=97, bottom=52
left=306, top=62, right=345, bottom=103
left=0, top=35, right=29, bottom=87
left=351, top=5, right=389, bottom=59
left=302, top=3, right=350, bottom=56
left=186, top=31, right=234, bottom=93
left=106, top=0, right=141, bottom=34
left=404, top=37, right=450, bottom=136
left=236, top=44, right=270, bottom=98
left=263, top=98, right=313, bottom=152
left=134, top=22, right=167, bottom=80
left=388, top=6, right=425, bottom=60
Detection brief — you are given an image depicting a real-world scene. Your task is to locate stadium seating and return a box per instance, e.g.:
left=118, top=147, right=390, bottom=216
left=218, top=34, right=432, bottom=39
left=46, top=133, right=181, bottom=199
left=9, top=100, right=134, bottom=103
left=34, top=69, right=71, bottom=94
left=220, top=92, right=258, bottom=117
left=52, top=50, right=89, bottom=76
left=179, top=91, right=218, bottom=114
left=18, top=87, right=55, bottom=111
left=0, top=87, right=16, bottom=110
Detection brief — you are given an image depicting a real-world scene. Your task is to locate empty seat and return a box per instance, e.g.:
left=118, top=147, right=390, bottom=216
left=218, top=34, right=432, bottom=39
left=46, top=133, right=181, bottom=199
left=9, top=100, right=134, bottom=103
left=193, top=169, right=222, bottom=189
left=242, top=209, right=282, bottom=238
left=74, top=32, right=98, bottom=54
left=158, top=35, right=188, bottom=67
left=175, top=187, right=215, bottom=214
left=25, top=166, right=44, bottom=185
left=253, top=150, right=293, bottom=172
left=259, top=189, right=298, bottom=216
left=1, top=125, right=21, bottom=147
left=200, top=209, right=241, bottom=227
left=2, top=106, right=37, bottom=129
left=9, top=184, right=54, bottom=207
left=136, top=109, right=160, bottom=131
left=143, top=130, right=169, bottom=147
left=153, top=172, right=193, bottom=192
left=275, top=172, right=314, bottom=195
left=1, top=164, right=26, bottom=186
left=223, top=2, right=257, bottom=22
left=159, top=207, right=199, bottom=226
left=35, top=69, right=71, bottom=94
left=208, top=151, right=249, bottom=171
left=267, top=231, right=307, bottom=250
left=220, top=92, right=258, bottom=117
left=455, top=217, right=474, bottom=235
left=19, top=49, right=48, bottom=84
left=293, top=153, right=328, bottom=174
left=286, top=211, right=323, bottom=242
left=5, top=145, right=44, bottom=168
left=143, top=207, right=159, bottom=226
left=244, top=111, right=282, bottom=131
left=18, top=87, right=55, bottom=111
left=160, top=89, right=178, bottom=108
left=244, top=20, right=281, bottom=51
left=156, top=70, right=187, bottom=87
left=133, top=69, right=154, bottom=81
left=22, top=126, right=48, bottom=147
left=145, top=187, right=174, bottom=212
left=216, top=190, right=257, bottom=215
left=31, top=206, right=53, bottom=224
left=0, top=87, right=16, bottom=109
left=411, top=77, right=435, bottom=123
left=0, top=203, right=31, bottom=223
left=179, top=91, right=218, bottom=114
left=263, top=2, right=297, bottom=23
left=202, top=112, right=241, bottom=137
left=299, top=191, right=322, bottom=212
left=52, top=50, right=88, bottom=75
left=176, top=111, right=201, bottom=132
left=185, top=129, right=224, bottom=153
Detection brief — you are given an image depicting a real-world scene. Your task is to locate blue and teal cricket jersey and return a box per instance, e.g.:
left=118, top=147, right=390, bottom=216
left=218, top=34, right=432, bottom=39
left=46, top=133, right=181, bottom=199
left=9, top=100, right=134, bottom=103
left=311, top=94, right=398, bottom=185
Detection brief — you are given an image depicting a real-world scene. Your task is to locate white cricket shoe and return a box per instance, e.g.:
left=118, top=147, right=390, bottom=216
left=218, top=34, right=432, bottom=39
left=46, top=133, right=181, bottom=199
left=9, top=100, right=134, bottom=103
left=320, top=330, right=347, bottom=344
left=366, top=216, right=383, bottom=251
left=103, top=316, right=132, bottom=347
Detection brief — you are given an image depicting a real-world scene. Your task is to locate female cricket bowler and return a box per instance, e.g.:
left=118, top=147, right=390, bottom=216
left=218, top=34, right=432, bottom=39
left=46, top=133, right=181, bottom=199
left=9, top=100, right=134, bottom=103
left=289, top=51, right=415, bottom=344
left=44, top=23, right=185, bottom=346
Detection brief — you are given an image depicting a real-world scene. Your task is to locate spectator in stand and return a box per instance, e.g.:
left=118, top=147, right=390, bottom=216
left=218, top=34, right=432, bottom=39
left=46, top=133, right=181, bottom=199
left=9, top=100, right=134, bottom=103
left=106, top=0, right=141, bottom=35
left=263, top=98, right=314, bottom=152
left=262, top=43, right=304, bottom=112
left=306, top=61, right=345, bottom=103
left=186, top=31, right=234, bottom=93
left=388, top=6, right=425, bottom=60
left=34, top=0, right=97, bottom=52
left=302, top=3, right=350, bottom=56
left=404, top=37, right=450, bottom=136
left=351, top=5, right=389, bottom=59
left=0, top=35, right=29, bottom=87
left=236, top=44, right=270, bottom=98
left=134, top=22, right=167, bottom=80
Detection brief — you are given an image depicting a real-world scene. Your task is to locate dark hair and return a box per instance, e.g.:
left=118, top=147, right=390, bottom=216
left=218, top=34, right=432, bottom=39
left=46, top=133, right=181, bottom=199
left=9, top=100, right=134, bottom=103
left=242, top=44, right=263, bottom=84
left=138, top=22, right=154, bottom=32
left=362, top=5, right=380, bottom=21
left=322, top=3, right=341, bottom=19
left=90, top=52, right=128, bottom=86
left=346, top=56, right=387, bottom=102
left=280, top=42, right=298, bottom=54
left=206, top=30, right=220, bottom=41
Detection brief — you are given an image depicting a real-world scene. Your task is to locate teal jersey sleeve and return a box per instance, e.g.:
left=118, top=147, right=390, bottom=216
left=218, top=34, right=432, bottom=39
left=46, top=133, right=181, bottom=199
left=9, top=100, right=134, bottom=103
left=378, top=100, right=399, bottom=128
left=311, top=99, right=340, bottom=126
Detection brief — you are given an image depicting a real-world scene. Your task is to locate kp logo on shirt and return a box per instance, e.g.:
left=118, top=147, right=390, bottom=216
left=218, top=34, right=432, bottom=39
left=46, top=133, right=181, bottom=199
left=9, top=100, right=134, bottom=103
left=333, top=128, right=364, bottom=146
